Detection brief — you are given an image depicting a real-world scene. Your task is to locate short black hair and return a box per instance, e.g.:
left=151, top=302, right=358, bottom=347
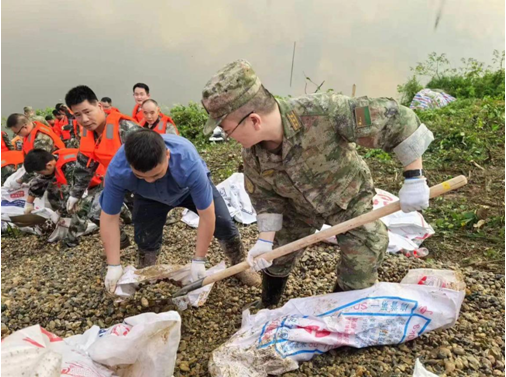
left=24, top=149, right=56, bottom=173
left=142, top=99, right=158, bottom=107
left=55, top=103, right=64, bottom=111
left=100, top=97, right=112, bottom=104
left=6, top=114, right=26, bottom=128
left=133, top=83, right=150, bottom=94
left=65, top=85, right=99, bottom=109
left=52, top=110, right=60, bottom=116
left=125, top=129, right=166, bottom=172
left=45, top=115, right=53, bottom=121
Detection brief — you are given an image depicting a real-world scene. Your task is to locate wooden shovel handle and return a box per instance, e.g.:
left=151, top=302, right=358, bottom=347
left=199, top=176, right=467, bottom=288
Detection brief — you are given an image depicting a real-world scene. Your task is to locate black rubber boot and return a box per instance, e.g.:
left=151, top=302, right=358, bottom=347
left=261, top=272, right=289, bottom=308
left=332, top=280, right=345, bottom=293
left=137, top=249, right=159, bottom=269
left=120, top=230, right=131, bottom=250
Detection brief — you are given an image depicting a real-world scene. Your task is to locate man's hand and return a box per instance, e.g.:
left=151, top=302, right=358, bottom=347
left=399, top=177, right=430, bottom=213
left=190, top=259, right=206, bottom=282
left=247, top=239, right=274, bottom=272
left=105, top=265, right=123, bottom=293
left=66, top=196, right=79, bottom=212
left=23, top=202, right=34, bottom=214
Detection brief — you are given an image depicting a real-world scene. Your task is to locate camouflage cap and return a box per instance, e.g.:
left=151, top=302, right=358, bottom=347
left=201, top=59, right=261, bottom=135
left=23, top=106, right=33, bottom=113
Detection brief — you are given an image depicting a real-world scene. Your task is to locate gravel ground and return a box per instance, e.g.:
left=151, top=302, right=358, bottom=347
left=1, top=219, right=505, bottom=376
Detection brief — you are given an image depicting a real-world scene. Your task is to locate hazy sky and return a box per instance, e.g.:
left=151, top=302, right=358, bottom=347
left=2, top=0, right=504, bottom=117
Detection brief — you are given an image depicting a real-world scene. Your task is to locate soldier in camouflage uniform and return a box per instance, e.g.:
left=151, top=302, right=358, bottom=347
left=202, top=60, right=434, bottom=308
left=64, top=85, right=143, bottom=249
left=6, top=114, right=64, bottom=186
left=23, top=149, right=131, bottom=247
left=1, top=131, right=17, bottom=185
left=55, top=103, right=80, bottom=148
left=24, top=106, right=50, bottom=126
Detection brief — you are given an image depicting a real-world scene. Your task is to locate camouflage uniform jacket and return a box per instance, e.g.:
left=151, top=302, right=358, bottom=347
left=243, top=93, right=434, bottom=232
left=30, top=115, right=49, bottom=126
left=70, top=119, right=142, bottom=199
left=2, top=132, right=14, bottom=151
left=28, top=156, right=77, bottom=210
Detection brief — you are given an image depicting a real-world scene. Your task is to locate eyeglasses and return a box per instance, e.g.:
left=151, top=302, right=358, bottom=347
left=13, top=125, right=27, bottom=136
left=223, top=111, right=254, bottom=140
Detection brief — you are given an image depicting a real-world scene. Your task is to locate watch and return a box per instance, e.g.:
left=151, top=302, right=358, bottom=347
left=403, top=169, right=424, bottom=179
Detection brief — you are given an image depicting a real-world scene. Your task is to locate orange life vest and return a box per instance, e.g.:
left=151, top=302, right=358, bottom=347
left=53, top=148, right=103, bottom=188
left=132, top=104, right=145, bottom=123
left=1, top=132, right=10, bottom=152
left=23, top=122, right=65, bottom=155
left=1, top=150, right=24, bottom=169
left=79, top=112, right=137, bottom=169
left=104, top=107, right=120, bottom=115
left=141, top=114, right=179, bottom=135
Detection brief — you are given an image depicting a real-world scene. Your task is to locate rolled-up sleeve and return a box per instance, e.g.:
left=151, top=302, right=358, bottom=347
left=99, top=171, right=126, bottom=215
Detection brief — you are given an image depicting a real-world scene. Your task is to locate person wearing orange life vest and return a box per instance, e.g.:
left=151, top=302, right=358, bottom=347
left=22, top=149, right=127, bottom=247
left=132, top=83, right=150, bottom=123
left=140, top=99, right=179, bottom=135
left=100, top=97, right=120, bottom=115
left=1, top=131, right=23, bottom=185
left=64, top=85, right=142, bottom=248
left=6, top=113, right=65, bottom=188
left=56, top=103, right=80, bottom=148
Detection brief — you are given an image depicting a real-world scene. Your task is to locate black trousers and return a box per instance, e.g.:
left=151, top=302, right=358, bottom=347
left=132, top=182, right=239, bottom=252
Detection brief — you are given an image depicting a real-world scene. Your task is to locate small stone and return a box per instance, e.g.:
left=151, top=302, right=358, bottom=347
left=437, top=347, right=452, bottom=359
left=399, top=344, right=410, bottom=353
left=490, top=347, right=503, bottom=359
left=453, top=347, right=466, bottom=356
left=179, top=361, right=190, bottom=372
left=444, top=360, right=456, bottom=374
left=467, top=355, right=480, bottom=370
left=454, top=358, right=464, bottom=370
left=141, top=297, right=149, bottom=308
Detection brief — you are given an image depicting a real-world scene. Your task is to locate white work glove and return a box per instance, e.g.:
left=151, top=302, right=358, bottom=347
left=190, top=259, right=206, bottom=282
left=66, top=196, right=79, bottom=213
left=24, top=202, right=34, bottom=214
left=399, top=177, right=430, bottom=213
left=247, top=239, right=273, bottom=272
left=105, top=265, right=123, bottom=293
left=9, top=179, right=22, bottom=190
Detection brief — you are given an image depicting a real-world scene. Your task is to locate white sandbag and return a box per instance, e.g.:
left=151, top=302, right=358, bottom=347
left=2, top=312, right=182, bottom=377
left=209, top=270, right=465, bottom=376
left=67, top=312, right=181, bottom=377
left=3, top=166, right=26, bottom=189
left=413, top=358, right=439, bottom=376
left=1, top=187, right=56, bottom=222
left=1, top=325, right=114, bottom=377
left=114, top=261, right=226, bottom=310
left=182, top=173, right=256, bottom=227
left=315, top=189, right=435, bottom=254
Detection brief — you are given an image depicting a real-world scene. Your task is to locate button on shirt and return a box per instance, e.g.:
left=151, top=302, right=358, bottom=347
left=100, top=135, right=212, bottom=215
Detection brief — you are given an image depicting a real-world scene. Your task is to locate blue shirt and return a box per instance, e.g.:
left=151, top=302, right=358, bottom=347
left=100, top=135, right=212, bottom=215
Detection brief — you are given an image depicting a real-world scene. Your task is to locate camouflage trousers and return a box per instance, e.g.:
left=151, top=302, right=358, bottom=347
left=53, top=186, right=131, bottom=247
left=266, top=188, right=388, bottom=291
left=1, top=165, right=16, bottom=185
left=64, top=138, right=80, bottom=149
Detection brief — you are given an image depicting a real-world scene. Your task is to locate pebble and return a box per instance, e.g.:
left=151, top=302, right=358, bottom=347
left=1, top=214, right=505, bottom=376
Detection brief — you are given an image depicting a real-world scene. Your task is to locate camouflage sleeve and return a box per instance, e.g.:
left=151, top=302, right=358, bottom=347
left=242, top=150, right=286, bottom=232
left=165, top=123, right=179, bottom=135
left=33, top=132, right=56, bottom=153
left=28, top=174, right=53, bottom=198
left=118, top=119, right=143, bottom=144
left=2, top=133, right=14, bottom=151
left=69, top=151, right=99, bottom=198
left=330, top=94, right=434, bottom=166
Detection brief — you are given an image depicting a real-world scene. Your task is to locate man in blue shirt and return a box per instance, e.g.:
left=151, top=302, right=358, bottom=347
left=99, top=129, right=261, bottom=292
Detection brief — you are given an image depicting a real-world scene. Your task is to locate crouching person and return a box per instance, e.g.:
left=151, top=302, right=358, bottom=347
left=23, top=149, right=130, bottom=248
left=100, top=129, right=261, bottom=293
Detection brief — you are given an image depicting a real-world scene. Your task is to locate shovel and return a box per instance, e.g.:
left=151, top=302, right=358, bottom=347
left=9, top=213, right=48, bottom=228
left=173, top=175, right=468, bottom=298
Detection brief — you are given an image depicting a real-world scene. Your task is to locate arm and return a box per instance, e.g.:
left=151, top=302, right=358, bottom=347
left=69, top=151, right=99, bottom=199
left=194, top=201, right=215, bottom=258
left=118, top=119, right=143, bottom=143
left=2, top=133, right=14, bottom=151
left=100, top=211, right=121, bottom=265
